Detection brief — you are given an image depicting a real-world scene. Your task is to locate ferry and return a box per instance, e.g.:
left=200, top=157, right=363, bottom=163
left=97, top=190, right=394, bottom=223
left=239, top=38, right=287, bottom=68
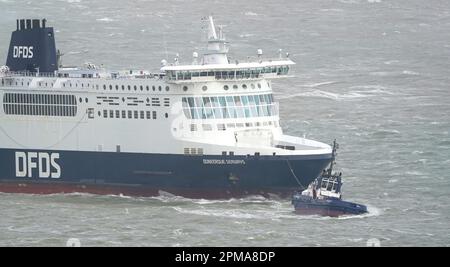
left=0, top=17, right=333, bottom=198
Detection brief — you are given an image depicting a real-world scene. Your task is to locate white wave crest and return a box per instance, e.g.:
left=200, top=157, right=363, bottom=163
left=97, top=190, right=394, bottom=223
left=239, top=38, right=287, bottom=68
left=244, top=11, right=258, bottom=16
left=96, top=17, right=114, bottom=22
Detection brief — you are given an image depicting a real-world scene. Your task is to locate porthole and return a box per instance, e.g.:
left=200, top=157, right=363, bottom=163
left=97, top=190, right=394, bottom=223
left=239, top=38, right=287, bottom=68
left=85, top=98, right=88, bottom=103
left=267, top=82, right=270, bottom=88
left=158, top=86, right=162, bottom=91
left=183, top=86, right=188, bottom=92
left=122, top=97, right=125, bottom=102
left=233, top=85, right=238, bottom=89
left=224, top=85, right=229, bottom=90
left=128, top=85, right=131, bottom=91
left=165, top=86, right=170, bottom=91
left=146, top=86, right=149, bottom=91
left=165, top=113, right=168, bottom=118
left=242, top=84, right=247, bottom=89
left=103, top=85, right=106, bottom=90
left=152, top=85, right=156, bottom=91
left=251, top=84, right=255, bottom=89
left=202, top=85, right=208, bottom=91
left=79, top=98, right=82, bottom=103
left=146, top=98, right=150, bottom=103
left=116, top=85, right=119, bottom=90
left=134, top=85, right=137, bottom=91
left=257, top=83, right=261, bottom=89
left=122, top=85, right=125, bottom=90
left=98, top=111, right=101, bottom=117
left=140, top=86, right=143, bottom=91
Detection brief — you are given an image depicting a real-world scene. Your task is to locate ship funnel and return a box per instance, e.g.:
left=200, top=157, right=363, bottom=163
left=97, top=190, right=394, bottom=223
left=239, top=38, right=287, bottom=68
left=6, top=18, right=58, bottom=73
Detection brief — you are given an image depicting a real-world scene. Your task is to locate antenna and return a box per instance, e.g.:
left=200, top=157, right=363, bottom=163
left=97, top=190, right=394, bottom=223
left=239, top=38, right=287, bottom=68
left=208, top=15, right=218, bottom=40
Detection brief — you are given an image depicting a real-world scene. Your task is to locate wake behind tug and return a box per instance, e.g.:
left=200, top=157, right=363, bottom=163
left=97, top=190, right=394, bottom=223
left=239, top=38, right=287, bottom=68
left=292, top=141, right=368, bottom=217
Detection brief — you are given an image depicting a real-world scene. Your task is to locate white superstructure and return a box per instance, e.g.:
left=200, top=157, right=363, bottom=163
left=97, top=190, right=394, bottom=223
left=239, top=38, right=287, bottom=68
left=0, top=16, right=331, bottom=159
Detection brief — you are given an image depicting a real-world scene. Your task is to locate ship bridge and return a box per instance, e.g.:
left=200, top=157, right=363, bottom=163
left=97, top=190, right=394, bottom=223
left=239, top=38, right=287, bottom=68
left=161, top=59, right=294, bottom=84
left=161, top=16, right=295, bottom=84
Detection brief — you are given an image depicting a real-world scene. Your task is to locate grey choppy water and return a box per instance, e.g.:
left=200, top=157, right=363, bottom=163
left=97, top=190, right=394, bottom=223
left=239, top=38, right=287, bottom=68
left=0, top=0, right=449, bottom=246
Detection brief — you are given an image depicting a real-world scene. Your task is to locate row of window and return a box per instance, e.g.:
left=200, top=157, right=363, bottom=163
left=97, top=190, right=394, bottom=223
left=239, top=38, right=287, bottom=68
left=167, top=66, right=290, bottom=81
left=99, top=84, right=169, bottom=92
left=3, top=93, right=77, bottom=105
left=2, top=93, right=77, bottom=117
left=3, top=104, right=77, bottom=117
left=100, top=109, right=165, bottom=120
left=181, top=94, right=277, bottom=119
left=189, top=121, right=278, bottom=132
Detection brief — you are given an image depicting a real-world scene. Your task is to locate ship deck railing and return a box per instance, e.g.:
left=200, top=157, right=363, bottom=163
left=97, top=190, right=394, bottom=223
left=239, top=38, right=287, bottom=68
left=1, top=71, right=166, bottom=80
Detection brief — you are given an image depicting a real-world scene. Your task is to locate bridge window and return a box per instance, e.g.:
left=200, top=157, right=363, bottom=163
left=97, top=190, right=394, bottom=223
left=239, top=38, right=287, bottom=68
left=181, top=93, right=277, bottom=120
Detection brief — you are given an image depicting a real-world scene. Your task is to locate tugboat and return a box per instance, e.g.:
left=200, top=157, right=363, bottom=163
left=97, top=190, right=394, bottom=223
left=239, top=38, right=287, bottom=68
left=292, top=141, right=368, bottom=217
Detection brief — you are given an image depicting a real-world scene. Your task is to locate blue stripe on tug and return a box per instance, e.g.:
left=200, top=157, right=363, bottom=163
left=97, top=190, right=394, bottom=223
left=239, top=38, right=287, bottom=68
left=0, top=148, right=332, bottom=199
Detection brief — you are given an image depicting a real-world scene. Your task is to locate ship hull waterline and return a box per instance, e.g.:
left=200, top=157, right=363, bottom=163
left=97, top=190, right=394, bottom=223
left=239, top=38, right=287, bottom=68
left=0, top=148, right=332, bottom=199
